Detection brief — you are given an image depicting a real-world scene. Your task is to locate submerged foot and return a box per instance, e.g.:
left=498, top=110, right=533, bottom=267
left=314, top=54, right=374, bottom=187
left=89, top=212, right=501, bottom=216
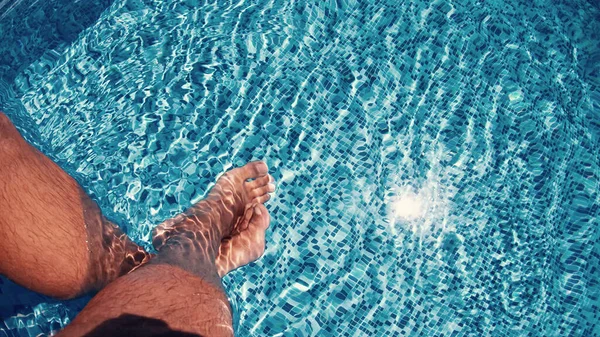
left=152, top=161, right=274, bottom=270
left=216, top=203, right=270, bottom=277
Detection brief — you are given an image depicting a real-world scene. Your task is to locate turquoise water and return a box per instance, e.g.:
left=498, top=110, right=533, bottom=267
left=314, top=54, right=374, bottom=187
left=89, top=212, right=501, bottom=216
left=1, top=0, right=599, bottom=336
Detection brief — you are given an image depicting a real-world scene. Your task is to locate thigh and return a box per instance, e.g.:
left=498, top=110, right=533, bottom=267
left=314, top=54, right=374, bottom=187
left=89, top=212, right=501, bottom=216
left=0, top=112, right=150, bottom=299
left=0, top=112, right=91, bottom=298
left=58, top=264, right=234, bottom=337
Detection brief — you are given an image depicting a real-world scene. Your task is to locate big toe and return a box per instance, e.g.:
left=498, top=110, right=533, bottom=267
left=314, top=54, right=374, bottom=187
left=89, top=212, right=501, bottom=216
left=252, top=204, right=270, bottom=229
left=235, top=161, right=269, bottom=180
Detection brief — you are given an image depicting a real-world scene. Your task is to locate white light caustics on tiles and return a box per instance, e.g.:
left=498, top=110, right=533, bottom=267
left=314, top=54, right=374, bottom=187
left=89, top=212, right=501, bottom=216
left=391, top=189, right=426, bottom=221
left=386, top=186, right=431, bottom=239
left=386, top=177, right=452, bottom=238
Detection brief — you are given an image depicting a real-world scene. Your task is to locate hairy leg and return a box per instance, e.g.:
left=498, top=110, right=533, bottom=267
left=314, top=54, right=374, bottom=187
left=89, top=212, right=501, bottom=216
left=0, top=112, right=151, bottom=299
left=59, top=163, right=273, bottom=337
left=58, top=264, right=232, bottom=337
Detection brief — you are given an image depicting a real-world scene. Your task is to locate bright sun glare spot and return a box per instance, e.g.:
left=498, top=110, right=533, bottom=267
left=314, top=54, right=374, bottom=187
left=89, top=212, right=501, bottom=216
left=392, top=191, right=425, bottom=220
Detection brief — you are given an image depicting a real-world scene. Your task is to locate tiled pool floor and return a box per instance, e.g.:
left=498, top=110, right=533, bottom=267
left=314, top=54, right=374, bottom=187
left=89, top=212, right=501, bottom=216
left=1, top=0, right=599, bottom=336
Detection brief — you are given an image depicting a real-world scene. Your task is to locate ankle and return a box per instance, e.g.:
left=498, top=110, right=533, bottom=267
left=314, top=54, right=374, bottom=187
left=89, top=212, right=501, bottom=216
left=151, top=240, right=221, bottom=286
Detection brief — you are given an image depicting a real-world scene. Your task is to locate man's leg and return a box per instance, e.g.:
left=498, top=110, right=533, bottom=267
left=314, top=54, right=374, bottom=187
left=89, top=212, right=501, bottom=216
left=0, top=112, right=151, bottom=299
left=59, top=162, right=274, bottom=337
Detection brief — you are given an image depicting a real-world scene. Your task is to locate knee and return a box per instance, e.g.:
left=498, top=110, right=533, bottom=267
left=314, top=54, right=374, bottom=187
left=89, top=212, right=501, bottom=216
left=0, top=112, right=15, bottom=159
left=48, top=280, right=88, bottom=300
left=0, top=111, right=12, bottom=130
left=0, top=112, right=25, bottom=157
left=0, top=111, right=18, bottom=141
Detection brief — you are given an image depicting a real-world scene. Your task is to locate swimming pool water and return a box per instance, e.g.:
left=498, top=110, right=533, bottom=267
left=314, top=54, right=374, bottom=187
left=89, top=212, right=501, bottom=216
left=1, top=0, right=599, bottom=336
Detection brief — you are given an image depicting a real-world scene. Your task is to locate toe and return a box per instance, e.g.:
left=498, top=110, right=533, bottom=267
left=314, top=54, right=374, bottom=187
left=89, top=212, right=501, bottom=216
left=233, top=204, right=255, bottom=233
left=253, top=204, right=270, bottom=229
left=250, top=183, right=275, bottom=199
left=245, top=174, right=273, bottom=191
left=253, top=193, right=271, bottom=204
left=239, top=161, right=268, bottom=180
left=243, top=205, right=269, bottom=253
left=247, top=224, right=266, bottom=257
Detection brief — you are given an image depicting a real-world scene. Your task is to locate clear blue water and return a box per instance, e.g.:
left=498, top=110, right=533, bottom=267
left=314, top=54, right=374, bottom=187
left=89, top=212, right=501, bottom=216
left=1, top=0, right=599, bottom=336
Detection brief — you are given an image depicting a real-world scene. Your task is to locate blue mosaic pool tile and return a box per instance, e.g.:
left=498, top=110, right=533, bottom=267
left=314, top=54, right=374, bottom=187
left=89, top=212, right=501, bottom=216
left=1, top=0, right=599, bottom=336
